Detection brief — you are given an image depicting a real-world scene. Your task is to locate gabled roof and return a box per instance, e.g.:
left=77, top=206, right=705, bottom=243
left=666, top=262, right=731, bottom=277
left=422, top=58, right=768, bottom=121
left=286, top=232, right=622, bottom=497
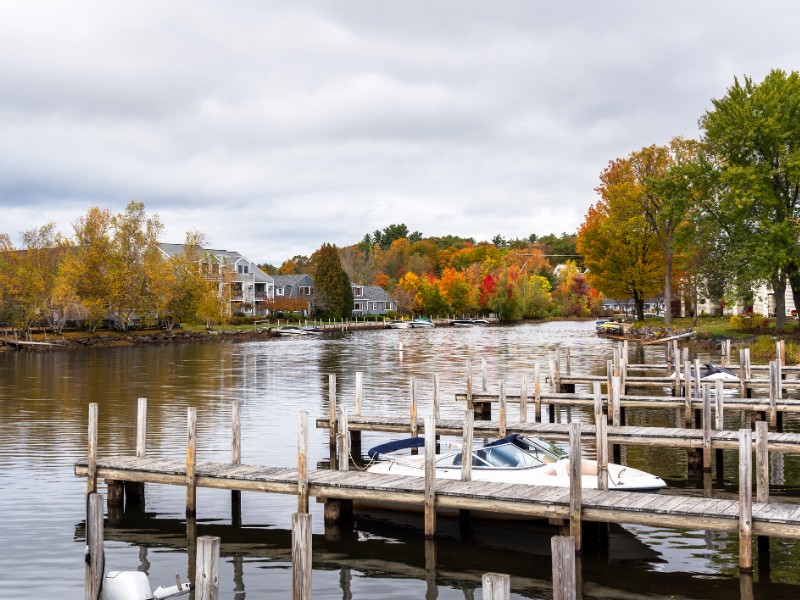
left=273, top=274, right=313, bottom=288
left=354, top=284, right=394, bottom=302
left=157, top=243, right=273, bottom=282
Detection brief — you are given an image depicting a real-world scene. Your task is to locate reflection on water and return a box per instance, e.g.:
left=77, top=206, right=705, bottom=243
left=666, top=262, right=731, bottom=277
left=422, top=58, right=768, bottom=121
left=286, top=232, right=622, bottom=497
left=2, top=321, right=800, bottom=598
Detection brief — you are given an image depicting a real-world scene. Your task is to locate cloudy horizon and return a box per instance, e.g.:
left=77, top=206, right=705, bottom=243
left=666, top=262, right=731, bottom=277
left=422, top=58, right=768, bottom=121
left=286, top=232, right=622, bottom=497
left=1, top=1, right=797, bottom=264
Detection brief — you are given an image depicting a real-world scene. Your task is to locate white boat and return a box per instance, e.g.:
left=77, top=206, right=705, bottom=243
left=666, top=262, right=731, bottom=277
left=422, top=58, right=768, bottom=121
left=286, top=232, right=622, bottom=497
left=367, top=434, right=666, bottom=492
left=408, top=318, right=435, bottom=328
left=450, top=319, right=489, bottom=327
left=276, top=326, right=308, bottom=336
left=670, top=363, right=740, bottom=382
left=102, top=570, right=190, bottom=599
left=386, top=320, right=411, bottom=329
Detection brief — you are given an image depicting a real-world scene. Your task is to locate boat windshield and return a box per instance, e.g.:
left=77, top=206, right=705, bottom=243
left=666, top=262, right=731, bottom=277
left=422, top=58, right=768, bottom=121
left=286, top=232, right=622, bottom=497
left=437, top=444, right=544, bottom=468
left=515, top=436, right=568, bottom=462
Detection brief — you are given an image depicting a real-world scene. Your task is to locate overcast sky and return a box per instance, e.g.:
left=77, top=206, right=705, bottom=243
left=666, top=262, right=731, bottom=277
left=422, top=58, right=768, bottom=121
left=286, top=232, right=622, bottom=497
left=1, top=1, right=797, bottom=264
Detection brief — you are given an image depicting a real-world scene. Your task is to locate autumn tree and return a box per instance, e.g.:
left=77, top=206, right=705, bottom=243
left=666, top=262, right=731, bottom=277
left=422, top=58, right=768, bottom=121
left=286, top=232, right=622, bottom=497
left=701, top=69, right=800, bottom=328
left=579, top=161, right=665, bottom=321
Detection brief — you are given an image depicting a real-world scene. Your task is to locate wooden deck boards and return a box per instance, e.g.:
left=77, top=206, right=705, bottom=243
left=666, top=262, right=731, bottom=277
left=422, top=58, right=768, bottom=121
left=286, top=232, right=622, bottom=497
left=75, top=456, right=800, bottom=538
left=316, top=416, right=800, bottom=454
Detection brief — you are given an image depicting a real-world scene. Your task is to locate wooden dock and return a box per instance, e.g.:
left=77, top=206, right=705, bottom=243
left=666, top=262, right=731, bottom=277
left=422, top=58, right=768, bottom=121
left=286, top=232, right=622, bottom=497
left=315, top=416, right=800, bottom=454
left=74, top=455, right=800, bottom=539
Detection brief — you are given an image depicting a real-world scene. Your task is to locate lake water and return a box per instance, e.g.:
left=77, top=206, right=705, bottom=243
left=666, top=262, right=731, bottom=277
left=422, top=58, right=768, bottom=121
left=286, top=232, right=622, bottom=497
left=2, top=321, right=800, bottom=598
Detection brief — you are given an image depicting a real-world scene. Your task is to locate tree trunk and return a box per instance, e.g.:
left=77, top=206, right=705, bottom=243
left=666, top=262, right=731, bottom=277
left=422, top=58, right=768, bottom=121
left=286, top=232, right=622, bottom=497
left=664, top=251, right=672, bottom=325
left=772, top=271, right=788, bottom=330
left=632, top=291, right=645, bottom=322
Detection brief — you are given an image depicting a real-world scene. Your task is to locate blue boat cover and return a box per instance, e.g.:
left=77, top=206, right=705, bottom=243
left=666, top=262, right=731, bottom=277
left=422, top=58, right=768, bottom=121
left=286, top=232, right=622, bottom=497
left=367, top=437, right=426, bottom=459
left=484, top=434, right=521, bottom=448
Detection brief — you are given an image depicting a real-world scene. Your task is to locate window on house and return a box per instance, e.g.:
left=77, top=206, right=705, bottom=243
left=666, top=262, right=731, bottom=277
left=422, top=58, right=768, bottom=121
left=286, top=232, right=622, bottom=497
left=276, top=288, right=284, bottom=296
left=353, top=286, right=364, bottom=297
left=371, top=302, right=378, bottom=311
left=299, top=286, right=312, bottom=295
left=354, top=302, right=364, bottom=311
left=237, top=264, right=250, bottom=274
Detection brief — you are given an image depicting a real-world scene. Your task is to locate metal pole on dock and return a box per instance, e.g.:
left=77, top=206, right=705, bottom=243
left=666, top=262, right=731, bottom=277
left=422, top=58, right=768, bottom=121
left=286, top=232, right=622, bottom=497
left=84, top=492, right=104, bottom=600
left=292, top=513, right=312, bottom=600
left=196, top=536, right=221, bottom=600
left=551, top=536, right=576, bottom=600
left=482, top=573, right=510, bottom=599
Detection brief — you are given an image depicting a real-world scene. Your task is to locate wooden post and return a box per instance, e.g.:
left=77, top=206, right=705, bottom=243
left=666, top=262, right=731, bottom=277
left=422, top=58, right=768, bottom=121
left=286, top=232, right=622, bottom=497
left=756, top=421, right=769, bottom=504
left=565, top=346, right=572, bottom=376
left=549, top=358, right=557, bottom=393
left=683, top=360, right=692, bottom=428
left=292, top=512, right=312, bottom=600
left=769, top=361, right=778, bottom=429
left=298, top=411, right=308, bottom=513
left=482, top=573, right=510, bottom=599
left=569, top=421, right=582, bottom=552
left=739, top=349, right=747, bottom=399
left=673, top=359, right=681, bottom=397
left=328, top=374, right=337, bottom=448
left=410, top=378, right=418, bottom=439
left=534, top=361, right=542, bottom=423
left=777, top=339, right=785, bottom=366
left=433, top=373, right=441, bottom=420
left=466, top=359, right=473, bottom=411
left=355, top=371, right=363, bottom=416
left=87, top=403, right=98, bottom=494
left=739, top=428, right=753, bottom=572
left=481, top=356, right=488, bottom=392
left=196, top=536, right=221, bottom=600
left=136, top=397, right=147, bottom=458
left=694, top=358, right=702, bottom=399
left=461, top=410, right=473, bottom=482
left=611, top=377, right=621, bottom=426
left=520, top=373, right=528, bottom=423
left=424, top=415, right=436, bottom=538
left=338, top=406, right=349, bottom=472
left=702, top=384, right=712, bottom=472
left=715, top=379, right=724, bottom=474
left=595, top=413, right=608, bottom=491
left=231, top=400, right=241, bottom=465
left=498, top=380, right=507, bottom=438
left=84, top=492, right=104, bottom=600
left=592, top=381, right=602, bottom=420
left=187, top=407, right=197, bottom=518
left=551, top=536, right=576, bottom=600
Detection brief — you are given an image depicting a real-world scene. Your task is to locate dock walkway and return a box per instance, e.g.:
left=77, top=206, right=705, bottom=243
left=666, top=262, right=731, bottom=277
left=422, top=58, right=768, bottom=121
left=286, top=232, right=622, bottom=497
left=74, top=456, right=800, bottom=539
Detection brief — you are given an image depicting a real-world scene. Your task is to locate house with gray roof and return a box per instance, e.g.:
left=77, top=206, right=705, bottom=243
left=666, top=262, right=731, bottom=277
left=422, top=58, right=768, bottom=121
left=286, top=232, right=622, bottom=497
left=352, top=284, right=396, bottom=316
left=271, top=274, right=314, bottom=315
left=158, top=243, right=274, bottom=316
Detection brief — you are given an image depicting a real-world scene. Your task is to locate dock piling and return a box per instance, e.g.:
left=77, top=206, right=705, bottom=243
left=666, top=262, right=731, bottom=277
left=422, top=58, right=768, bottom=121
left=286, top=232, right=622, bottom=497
left=292, top=513, right=312, bottom=600
left=87, top=403, right=97, bottom=494
left=569, top=421, right=582, bottom=552
left=186, top=407, right=197, bottom=518
left=739, top=428, right=753, bottom=572
left=298, top=411, right=309, bottom=513
left=424, top=414, right=436, bottom=538
left=551, top=536, right=576, bottom=600
left=84, top=492, right=104, bottom=600
left=482, top=573, right=510, bottom=599
left=196, top=536, right=220, bottom=600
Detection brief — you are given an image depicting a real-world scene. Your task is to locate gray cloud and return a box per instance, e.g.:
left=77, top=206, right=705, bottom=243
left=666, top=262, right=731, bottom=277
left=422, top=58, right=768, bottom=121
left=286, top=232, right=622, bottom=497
left=1, top=0, right=798, bottom=263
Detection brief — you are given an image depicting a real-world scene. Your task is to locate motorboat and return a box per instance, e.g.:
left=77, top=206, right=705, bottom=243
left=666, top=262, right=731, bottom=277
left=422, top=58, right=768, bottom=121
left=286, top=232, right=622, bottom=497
left=386, top=320, right=411, bottom=329
left=408, top=318, right=435, bottom=328
left=450, top=319, right=489, bottom=327
left=670, top=363, right=740, bottom=382
left=367, top=434, right=666, bottom=492
left=102, top=570, right=190, bottom=599
left=276, top=326, right=309, bottom=336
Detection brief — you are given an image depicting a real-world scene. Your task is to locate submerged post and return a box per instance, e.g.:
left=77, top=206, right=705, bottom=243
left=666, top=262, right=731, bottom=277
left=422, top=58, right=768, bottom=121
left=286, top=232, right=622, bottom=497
left=482, top=573, right=511, bottom=599
left=292, top=513, right=312, bottom=600
left=196, top=536, right=220, bottom=600
left=85, top=492, right=104, bottom=600
left=551, top=536, right=576, bottom=600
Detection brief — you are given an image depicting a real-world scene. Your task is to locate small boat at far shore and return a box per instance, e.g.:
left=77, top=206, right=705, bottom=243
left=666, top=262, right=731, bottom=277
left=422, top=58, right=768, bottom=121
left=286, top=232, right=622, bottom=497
left=409, top=318, right=435, bottom=328
left=451, top=319, right=490, bottom=327
left=386, top=320, right=411, bottom=329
